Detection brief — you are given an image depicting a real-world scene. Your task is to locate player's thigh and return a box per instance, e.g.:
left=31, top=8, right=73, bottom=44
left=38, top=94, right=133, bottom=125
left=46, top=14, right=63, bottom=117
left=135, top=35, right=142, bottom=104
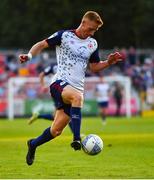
left=62, top=85, right=83, bottom=104
left=52, top=109, right=70, bottom=132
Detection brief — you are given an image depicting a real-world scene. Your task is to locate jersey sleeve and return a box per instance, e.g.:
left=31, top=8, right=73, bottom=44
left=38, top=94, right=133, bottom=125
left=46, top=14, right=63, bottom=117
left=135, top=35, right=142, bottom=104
left=46, top=30, right=65, bottom=47
left=89, top=48, right=100, bottom=63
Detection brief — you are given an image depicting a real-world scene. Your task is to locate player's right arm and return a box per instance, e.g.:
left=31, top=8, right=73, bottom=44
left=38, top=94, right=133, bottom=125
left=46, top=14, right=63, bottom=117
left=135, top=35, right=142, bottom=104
left=19, top=40, right=49, bottom=63
left=19, top=30, right=64, bottom=63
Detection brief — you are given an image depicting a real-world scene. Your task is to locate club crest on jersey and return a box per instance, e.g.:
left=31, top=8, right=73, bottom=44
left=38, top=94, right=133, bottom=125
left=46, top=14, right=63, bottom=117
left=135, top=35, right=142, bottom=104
left=88, top=43, right=93, bottom=49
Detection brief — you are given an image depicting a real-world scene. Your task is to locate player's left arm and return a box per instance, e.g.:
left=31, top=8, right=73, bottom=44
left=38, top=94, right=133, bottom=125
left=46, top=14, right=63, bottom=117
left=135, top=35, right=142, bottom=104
left=89, top=60, right=110, bottom=72
left=89, top=49, right=125, bottom=73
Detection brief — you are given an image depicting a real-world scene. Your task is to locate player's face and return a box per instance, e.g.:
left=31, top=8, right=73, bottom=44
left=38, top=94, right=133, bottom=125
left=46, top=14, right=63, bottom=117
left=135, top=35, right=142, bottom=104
left=81, top=18, right=100, bottom=38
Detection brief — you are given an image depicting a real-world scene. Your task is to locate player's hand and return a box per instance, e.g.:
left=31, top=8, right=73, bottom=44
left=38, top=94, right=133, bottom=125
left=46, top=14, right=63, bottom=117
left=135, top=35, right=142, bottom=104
left=19, top=53, right=32, bottom=63
left=107, top=52, right=125, bottom=65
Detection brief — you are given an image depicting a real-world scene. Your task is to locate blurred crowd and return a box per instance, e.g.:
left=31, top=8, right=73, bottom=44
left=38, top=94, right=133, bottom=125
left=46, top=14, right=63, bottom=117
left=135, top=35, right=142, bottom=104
left=0, top=47, right=154, bottom=105
left=103, top=47, right=154, bottom=94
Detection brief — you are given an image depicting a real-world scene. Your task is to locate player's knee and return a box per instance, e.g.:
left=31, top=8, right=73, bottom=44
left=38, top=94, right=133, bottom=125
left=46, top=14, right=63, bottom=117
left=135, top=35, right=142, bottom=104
left=72, top=93, right=83, bottom=106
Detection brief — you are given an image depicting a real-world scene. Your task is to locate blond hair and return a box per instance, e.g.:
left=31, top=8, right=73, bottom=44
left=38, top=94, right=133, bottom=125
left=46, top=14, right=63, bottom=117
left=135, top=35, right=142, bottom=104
left=82, top=11, right=103, bottom=27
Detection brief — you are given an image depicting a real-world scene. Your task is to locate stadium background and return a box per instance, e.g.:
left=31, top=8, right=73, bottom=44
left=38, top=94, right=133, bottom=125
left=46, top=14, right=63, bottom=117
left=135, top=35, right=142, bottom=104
left=0, top=0, right=154, bottom=179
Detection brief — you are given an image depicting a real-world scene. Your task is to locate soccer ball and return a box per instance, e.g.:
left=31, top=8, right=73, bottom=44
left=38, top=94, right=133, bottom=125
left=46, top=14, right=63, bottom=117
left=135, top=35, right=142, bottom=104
left=81, top=134, right=103, bottom=155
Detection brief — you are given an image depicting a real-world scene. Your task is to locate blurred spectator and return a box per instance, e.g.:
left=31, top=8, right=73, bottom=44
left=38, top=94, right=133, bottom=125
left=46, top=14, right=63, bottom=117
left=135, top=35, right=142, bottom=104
left=95, top=78, right=110, bottom=125
left=138, top=51, right=146, bottom=65
left=118, top=48, right=127, bottom=71
left=0, top=86, right=5, bottom=97
left=128, top=46, right=136, bottom=65
left=26, top=84, right=37, bottom=99
left=18, top=67, right=29, bottom=76
left=113, top=82, right=123, bottom=116
left=28, top=64, right=37, bottom=76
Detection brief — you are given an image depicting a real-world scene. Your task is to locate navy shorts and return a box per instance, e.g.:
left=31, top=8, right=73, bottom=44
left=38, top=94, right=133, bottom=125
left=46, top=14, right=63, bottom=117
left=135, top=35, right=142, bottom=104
left=98, top=101, right=109, bottom=108
left=50, top=80, right=71, bottom=116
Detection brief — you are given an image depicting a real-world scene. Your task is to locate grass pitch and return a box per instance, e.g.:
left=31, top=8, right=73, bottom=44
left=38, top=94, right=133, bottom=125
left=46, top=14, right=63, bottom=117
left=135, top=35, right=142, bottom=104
left=0, top=116, right=154, bottom=179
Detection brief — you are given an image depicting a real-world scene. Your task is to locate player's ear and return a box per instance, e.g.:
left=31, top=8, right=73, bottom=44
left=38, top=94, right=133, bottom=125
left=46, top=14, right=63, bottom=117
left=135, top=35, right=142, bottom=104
left=81, top=19, right=86, bottom=26
left=82, top=18, right=88, bottom=26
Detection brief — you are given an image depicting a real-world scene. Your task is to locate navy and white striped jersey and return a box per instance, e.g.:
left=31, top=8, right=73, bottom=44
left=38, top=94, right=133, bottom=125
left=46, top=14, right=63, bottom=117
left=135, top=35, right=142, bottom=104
left=46, top=30, right=100, bottom=92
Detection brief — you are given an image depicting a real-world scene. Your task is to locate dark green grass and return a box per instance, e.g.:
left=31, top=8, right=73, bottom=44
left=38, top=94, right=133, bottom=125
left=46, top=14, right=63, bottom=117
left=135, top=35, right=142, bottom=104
left=0, top=116, right=154, bottom=179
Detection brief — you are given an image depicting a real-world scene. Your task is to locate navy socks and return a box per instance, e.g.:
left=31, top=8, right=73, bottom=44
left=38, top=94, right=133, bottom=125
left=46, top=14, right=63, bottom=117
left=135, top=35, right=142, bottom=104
left=30, top=107, right=82, bottom=149
left=71, top=107, right=81, bottom=141
left=30, top=127, right=54, bottom=148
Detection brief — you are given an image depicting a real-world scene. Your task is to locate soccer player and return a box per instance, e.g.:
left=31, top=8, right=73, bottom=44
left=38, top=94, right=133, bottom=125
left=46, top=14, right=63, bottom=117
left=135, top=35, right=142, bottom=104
left=95, top=77, right=110, bottom=125
left=113, top=82, right=123, bottom=116
left=19, top=11, right=124, bottom=165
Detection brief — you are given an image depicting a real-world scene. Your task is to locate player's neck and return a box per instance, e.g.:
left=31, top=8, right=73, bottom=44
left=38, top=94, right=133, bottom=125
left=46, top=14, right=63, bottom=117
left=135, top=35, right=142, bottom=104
left=75, top=28, right=87, bottom=39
